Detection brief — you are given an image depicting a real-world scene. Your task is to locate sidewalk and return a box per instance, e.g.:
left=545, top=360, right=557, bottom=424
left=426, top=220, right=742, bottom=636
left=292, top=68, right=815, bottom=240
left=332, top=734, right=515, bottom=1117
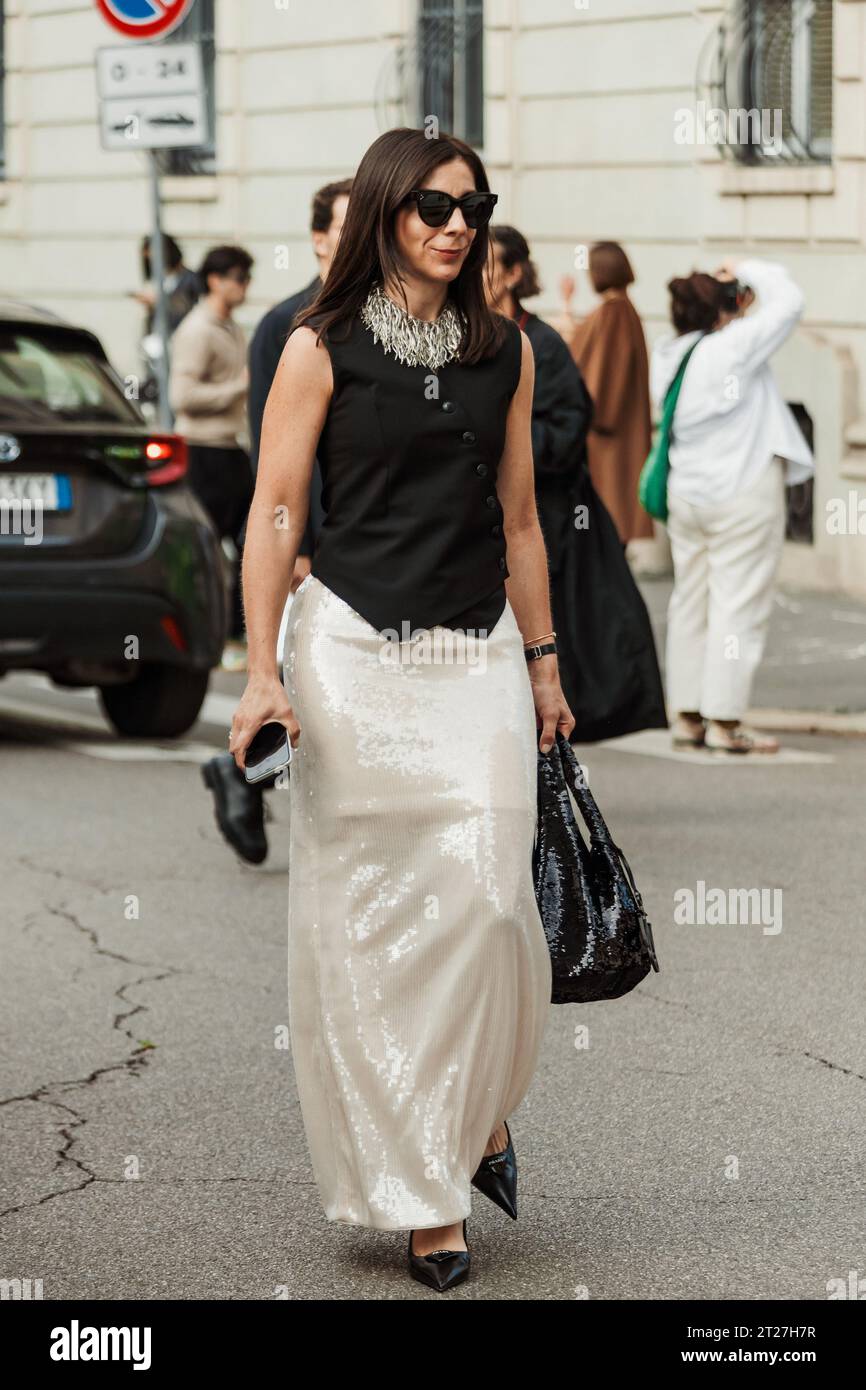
left=639, top=578, right=866, bottom=733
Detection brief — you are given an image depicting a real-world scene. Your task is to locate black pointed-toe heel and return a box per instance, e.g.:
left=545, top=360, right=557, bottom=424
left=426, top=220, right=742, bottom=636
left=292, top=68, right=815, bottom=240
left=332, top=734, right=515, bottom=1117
left=471, top=1119, right=517, bottom=1220
left=408, top=1219, right=470, bottom=1292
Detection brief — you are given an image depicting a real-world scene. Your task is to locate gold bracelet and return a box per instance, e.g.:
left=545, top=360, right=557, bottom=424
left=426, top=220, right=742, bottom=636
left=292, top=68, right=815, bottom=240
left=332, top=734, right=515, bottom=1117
left=524, top=630, right=556, bottom=647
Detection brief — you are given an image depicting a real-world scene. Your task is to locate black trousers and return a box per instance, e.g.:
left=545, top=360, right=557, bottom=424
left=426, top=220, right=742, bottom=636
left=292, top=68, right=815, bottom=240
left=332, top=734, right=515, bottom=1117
left=187, top=444, right=254, bottom=640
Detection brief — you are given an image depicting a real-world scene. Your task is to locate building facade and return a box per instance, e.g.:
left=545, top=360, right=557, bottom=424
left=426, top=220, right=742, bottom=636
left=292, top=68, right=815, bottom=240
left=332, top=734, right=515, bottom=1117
left=2, top=0, right=865, bottom=592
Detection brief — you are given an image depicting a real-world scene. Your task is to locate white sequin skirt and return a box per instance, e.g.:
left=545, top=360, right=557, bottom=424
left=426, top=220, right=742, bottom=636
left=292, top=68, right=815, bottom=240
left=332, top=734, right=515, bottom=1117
left=283, top=575, right=551, bottom=1230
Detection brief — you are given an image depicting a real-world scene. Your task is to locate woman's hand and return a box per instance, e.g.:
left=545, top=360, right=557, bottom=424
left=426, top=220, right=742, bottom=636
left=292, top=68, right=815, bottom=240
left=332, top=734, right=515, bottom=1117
left=528, top=656, right=575, bottom=753
left=229, top=675, right=300, bottom=771
left=738, top=285, right=756, bottom=312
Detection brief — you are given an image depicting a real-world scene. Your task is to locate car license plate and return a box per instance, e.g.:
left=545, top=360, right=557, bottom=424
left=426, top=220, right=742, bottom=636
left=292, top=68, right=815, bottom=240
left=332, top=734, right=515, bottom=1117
left=0, top=474, right=72, bottom=511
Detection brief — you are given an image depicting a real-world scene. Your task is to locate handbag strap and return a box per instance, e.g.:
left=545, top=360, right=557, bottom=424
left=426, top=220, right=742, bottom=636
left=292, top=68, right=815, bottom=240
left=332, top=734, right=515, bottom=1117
left=556, top=734, right=608, bottom=842
left=659, top=333, right=703, bottom=431
left=555, top=734, right=650, bottom=916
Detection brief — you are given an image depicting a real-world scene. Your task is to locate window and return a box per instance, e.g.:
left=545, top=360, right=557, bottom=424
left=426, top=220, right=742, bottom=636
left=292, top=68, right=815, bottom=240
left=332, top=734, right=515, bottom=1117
left=416, top=0, right=484, bottom=147
left=698, top=0, right=832, bottom=164
left=0, top=329, right=140, bottom=426
left=156, top=0, right=216, bottom=177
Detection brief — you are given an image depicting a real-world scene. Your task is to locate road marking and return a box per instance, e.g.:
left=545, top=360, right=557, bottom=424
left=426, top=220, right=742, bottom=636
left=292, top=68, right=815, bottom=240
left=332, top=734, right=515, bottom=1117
left=10, top=672, right=236, bottom=728
left=2, top=679, right=839, bottom=768
left=0, top=693, right=108, bottom=735
left=198, top=690, right=238, bottom=725
left=0, top=678, right=230, bottom=760
left=592, top=728, right=834, bottom=765
left=59, top=740, right=217, bottom=764
left=0, top=697, right=218, bottom=762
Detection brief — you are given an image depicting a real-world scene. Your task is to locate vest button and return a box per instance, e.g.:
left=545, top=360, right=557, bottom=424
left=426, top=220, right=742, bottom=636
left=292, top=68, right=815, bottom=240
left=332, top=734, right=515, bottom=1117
left=490, top=524, right=501, bottom=537
left=498, top=557, right=506, bottom=570
left=485, top=495, right=496, bottom=508
left=462, top=430, right=476, bottom=444
left=442, top=401, right=455, bottom=413
left=475, top=463, right=488, bottom=476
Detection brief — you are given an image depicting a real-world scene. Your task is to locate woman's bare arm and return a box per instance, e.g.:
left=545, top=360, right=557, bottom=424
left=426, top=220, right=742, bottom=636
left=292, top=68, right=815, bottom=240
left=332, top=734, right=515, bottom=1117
left=230, top=326, right=332, bottom=766
left=497, top=330, right=574, bottom=751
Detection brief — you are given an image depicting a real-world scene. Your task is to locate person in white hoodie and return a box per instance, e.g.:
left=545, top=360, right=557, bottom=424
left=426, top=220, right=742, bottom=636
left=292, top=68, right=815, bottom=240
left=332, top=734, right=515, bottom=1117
left=650, top=258, right=814, bottom=754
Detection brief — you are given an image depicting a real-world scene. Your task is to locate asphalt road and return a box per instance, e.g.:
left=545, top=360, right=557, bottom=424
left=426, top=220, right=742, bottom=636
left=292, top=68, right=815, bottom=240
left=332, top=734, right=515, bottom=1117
left=2, top=648, right=863, bottom=1302
left=641, top=577, right=866, bottom=715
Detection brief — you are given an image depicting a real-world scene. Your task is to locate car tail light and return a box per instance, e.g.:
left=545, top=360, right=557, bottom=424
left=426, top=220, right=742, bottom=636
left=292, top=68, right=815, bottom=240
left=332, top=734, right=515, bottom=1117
left=160, top=614, right=189, bottom=653
left=144, top=434, right=188, bottom=486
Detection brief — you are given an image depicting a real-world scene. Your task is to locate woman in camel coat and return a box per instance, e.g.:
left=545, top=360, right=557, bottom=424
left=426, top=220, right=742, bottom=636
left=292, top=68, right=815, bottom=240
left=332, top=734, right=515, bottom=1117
left=558, top=242, right=654, bottom=544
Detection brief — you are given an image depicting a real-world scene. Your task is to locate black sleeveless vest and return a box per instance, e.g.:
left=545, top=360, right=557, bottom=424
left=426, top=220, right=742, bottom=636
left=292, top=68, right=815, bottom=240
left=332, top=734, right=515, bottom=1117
left=307, top=310, right=523, bottom=637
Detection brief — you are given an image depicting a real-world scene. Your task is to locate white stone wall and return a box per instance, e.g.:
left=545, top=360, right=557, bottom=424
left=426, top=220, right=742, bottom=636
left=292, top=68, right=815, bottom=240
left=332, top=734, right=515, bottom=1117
left=1, top=0, right=864, bottom=589
left=492, top=0, right=866, bottom=590
left=0, top=0, right=408, bottom=374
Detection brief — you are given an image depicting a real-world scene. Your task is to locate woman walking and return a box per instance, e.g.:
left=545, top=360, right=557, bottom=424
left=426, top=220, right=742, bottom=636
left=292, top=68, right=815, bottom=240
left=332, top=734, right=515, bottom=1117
left=651, top=258, right=813, bottom=754
left=485, top=225, right=666, bottom=743
left=229, top=128, right=573, bottom=1291
left=487, top=225, right=593, bottom=545
left=557, top=242, right=654, bottom=545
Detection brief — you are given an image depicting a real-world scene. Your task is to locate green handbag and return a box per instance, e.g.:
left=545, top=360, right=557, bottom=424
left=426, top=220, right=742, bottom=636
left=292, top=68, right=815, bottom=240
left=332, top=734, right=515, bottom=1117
left=638, top=337, right=703, bottom=523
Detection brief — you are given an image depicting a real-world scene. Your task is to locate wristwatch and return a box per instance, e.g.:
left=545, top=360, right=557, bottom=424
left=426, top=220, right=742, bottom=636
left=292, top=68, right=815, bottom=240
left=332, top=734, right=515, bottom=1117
left=524, top=641, right=557, bottom=662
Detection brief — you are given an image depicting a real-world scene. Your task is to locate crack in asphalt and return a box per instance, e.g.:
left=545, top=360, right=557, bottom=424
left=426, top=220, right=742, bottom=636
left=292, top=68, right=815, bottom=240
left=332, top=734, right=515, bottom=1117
left=1, top=899, right=183, bottom=1222
left=44, top=905, right=142, bottom=967
left=54, top=1176, right=320, bottom=1186
left=802, top=1051, right=866, bottom=1082
left=15, top=853, right=111, bottom=894
left=633, top=987, right=866, bottom=1082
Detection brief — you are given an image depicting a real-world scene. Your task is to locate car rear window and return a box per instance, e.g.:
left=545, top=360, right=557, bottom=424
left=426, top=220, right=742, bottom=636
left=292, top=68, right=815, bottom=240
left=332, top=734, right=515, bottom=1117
left=0, top=328, right=142, bottom=426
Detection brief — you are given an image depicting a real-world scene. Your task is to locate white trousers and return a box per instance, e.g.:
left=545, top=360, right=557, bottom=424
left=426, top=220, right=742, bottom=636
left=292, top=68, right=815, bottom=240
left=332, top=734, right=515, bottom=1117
left=665, top=458, right=786, bottom=721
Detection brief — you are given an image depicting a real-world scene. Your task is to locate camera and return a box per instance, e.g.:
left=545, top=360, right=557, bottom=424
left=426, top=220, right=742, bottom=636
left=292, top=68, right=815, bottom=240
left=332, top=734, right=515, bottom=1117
left=718, top=277, right=749, bottom=312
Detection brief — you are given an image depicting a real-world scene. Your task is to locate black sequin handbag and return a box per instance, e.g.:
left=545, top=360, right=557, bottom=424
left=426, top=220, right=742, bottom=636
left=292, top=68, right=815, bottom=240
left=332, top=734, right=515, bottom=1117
left=533, top=732, right=660, bottom=1003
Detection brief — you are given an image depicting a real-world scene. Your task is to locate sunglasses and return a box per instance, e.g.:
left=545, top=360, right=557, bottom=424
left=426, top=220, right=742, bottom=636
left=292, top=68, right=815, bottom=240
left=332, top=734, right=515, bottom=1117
left=225, top=269, right=252, bottom=285
left=406, top=189, right=498, bottom=229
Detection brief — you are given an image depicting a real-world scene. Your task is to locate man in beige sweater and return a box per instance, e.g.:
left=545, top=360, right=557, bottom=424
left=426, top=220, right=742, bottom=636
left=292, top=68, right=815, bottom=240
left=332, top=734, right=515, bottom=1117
left=169, top=244, right=254, bottom=664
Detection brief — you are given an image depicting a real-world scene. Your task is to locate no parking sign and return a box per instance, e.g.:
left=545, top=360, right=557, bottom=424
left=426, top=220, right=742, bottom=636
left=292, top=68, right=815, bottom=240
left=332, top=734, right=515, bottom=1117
left=95, top=0, right=197, bottom=41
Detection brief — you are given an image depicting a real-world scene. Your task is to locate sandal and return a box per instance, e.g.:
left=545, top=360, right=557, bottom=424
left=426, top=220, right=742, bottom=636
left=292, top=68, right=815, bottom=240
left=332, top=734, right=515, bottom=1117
left=704, top=722, right=780, bottom=755
left=671, top=715, right=706, bottom=749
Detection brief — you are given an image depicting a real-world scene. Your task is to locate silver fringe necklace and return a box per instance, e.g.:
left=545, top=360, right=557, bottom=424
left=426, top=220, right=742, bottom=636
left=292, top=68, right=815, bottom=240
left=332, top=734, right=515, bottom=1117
left=360, top=283, right=463, bottom=370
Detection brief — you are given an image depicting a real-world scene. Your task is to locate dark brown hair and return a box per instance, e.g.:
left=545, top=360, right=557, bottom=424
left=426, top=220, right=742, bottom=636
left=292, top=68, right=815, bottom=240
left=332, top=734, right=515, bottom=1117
left=667, top=272, right=724, bottom=334
left=489, top=225, right=541, bottom=308
left=295, top=127, right=506, bottom=365
left=589, top=241, right=635, bottom=293
left=197, top=245, right=253, bottom=293
left=141, top=233, right=183, bottom=276
left=310, top=178, right=354, bottom=234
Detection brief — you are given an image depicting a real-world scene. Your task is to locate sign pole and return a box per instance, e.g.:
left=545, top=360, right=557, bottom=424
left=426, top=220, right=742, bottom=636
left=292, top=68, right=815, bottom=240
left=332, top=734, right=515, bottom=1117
left=148, top=150, right=173, bottom=431
left=95, top=31, right=205, bottom=433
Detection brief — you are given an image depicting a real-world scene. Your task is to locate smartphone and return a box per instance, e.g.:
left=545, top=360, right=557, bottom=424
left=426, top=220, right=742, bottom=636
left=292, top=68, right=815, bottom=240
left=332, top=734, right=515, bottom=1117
left=243, top=721, right=293, bottom=784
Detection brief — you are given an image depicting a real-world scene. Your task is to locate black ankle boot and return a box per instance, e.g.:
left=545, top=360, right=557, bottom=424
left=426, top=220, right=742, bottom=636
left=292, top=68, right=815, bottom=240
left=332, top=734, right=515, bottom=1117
left=471, top=1120, right=517, bottom=1219
left=201, top=754, right=268, bottom=864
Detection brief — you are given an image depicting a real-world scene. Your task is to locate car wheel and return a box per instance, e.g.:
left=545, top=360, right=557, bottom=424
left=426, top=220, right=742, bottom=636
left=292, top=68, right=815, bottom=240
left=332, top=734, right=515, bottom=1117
left=99, top=664, right=211, bottom=739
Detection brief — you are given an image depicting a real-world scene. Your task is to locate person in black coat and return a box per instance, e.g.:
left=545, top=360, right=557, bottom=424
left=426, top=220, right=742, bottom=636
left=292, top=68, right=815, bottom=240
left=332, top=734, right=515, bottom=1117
left=247, top=178, right=353, bottom=585
left=202, top=179, right=352, bottom=862
left=486, top=227, right=666, bottom=742
left=247, top=274, right=324, bottom=572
